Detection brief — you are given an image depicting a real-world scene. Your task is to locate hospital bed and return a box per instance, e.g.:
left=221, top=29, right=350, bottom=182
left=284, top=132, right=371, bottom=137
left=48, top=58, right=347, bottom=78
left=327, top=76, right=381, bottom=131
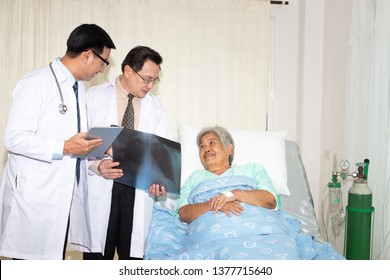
left=145, top=126, right=345, bottom=260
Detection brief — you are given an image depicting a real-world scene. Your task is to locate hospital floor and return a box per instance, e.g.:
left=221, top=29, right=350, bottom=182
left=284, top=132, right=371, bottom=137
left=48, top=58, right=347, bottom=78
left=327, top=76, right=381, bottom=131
left=65, top=243, right=120, bottom=260
left=64, top=243, right=83, bottom=260
left=0, top=243, right=119, bottom=260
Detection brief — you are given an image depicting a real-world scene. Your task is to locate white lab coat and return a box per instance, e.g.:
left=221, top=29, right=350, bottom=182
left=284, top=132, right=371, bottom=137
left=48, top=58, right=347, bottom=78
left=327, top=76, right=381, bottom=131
left=69, top=79, right=172, bottom=258
left=0, top=59, right=88, bottom=259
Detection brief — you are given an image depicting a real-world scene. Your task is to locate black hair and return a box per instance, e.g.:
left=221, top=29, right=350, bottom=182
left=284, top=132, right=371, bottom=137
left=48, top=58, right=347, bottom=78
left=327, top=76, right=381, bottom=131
left=66, top=23, right=116, bottom=57
left=121, top=46, right=163, bottom=73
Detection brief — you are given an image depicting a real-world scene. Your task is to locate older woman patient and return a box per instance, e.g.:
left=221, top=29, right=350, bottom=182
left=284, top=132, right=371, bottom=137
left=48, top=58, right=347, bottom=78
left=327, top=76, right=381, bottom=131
left=175, top=126, right=281, bottom=224
left=145, top=126, right=346, bottom=260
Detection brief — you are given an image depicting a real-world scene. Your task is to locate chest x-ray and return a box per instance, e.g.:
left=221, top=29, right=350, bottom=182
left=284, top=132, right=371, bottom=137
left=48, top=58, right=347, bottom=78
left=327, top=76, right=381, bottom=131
left=112, top=128, right=181, bottom=195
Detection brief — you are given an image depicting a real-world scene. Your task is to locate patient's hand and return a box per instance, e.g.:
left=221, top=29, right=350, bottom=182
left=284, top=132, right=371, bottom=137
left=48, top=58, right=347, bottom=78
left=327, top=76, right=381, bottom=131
left=98, top=159, right=123, bottom=179
left=149, top=184, right=167, bottom=197
left=219, top=201, right=244, bottom=217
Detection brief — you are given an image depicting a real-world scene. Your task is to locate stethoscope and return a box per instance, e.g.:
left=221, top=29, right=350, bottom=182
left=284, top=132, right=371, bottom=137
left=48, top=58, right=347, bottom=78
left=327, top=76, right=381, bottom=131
left=49, top=62, right=68, bottom=114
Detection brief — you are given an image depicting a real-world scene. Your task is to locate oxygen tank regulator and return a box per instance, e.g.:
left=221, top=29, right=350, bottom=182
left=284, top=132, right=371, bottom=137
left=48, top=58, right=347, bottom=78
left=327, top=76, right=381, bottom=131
left=322, top=157, right=351, bottom=242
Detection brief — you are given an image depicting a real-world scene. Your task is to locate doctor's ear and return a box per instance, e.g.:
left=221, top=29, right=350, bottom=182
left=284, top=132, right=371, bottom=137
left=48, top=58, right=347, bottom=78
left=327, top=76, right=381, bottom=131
left=123, top=65, right=133, bottom=77
left=82, top=50, right=93, bottom=65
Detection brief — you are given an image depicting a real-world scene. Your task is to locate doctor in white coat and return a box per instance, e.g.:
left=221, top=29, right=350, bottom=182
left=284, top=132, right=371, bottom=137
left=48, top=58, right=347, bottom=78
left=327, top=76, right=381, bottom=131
left=70, top=46, right=173, bottom=260
left=0, top=24, right=116, bottom=260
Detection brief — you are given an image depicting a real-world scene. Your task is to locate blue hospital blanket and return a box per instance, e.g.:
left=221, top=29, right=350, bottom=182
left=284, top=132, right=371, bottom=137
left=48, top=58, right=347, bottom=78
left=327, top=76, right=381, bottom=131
left=145, top=176, right=345, bottom=260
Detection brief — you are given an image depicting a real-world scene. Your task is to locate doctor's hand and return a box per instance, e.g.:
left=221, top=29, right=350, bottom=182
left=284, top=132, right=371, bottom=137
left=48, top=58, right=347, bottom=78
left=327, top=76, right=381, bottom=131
left=98, top=159, right=123, bottom=179
left=105, top=146, right=113, bottom=157
left=149, top=184, right=167, bottom=197
left=64, top=132, right=102, bottom=155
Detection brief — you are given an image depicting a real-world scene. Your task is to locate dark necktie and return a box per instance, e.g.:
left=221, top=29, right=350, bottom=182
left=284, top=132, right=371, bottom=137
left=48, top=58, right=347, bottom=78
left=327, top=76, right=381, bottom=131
left=73, top=81, right=81, bottom=184
left=122, top=94, right=135, bottom=129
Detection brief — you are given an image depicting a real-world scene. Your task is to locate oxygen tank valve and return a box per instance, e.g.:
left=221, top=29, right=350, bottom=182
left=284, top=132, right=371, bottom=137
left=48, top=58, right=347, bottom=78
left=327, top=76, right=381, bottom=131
left=357, top=166, right=364, bottom=179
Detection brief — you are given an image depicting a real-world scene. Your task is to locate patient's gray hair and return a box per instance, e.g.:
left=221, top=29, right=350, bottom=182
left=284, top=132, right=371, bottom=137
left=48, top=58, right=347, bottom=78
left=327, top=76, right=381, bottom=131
left=196, top=126, right=235, bottom=165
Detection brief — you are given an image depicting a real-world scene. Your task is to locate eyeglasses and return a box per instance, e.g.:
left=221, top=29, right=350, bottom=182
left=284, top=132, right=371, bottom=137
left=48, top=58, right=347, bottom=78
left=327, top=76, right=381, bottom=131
left=91, top=50, right=110, bottom=68
left=130, top=66, right=160, bottom=85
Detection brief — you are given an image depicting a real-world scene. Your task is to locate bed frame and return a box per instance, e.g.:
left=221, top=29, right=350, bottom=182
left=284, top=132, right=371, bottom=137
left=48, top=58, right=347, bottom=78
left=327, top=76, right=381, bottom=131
left=282, top=140, right=322, bottom=240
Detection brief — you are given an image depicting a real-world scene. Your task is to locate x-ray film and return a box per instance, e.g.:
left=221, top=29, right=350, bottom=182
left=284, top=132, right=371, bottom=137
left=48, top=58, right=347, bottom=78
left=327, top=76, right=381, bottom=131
left=112, top=129, right=181, bottom=195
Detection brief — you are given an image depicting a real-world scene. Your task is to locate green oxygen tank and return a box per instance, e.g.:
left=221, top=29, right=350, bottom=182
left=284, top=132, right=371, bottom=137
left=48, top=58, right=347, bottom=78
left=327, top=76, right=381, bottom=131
left=344, top=160, right=374, bottom=260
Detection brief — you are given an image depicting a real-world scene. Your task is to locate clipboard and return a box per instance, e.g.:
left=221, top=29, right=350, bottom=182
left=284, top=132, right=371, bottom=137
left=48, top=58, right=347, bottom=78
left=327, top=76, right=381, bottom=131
left=82, top=126, right=124, bottom=158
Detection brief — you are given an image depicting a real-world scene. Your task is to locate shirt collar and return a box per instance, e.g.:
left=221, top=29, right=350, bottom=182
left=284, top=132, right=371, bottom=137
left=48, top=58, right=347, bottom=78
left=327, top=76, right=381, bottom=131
left=55, top=57, right=76, bottom=87
left=116, top=75, right=135, bottom=99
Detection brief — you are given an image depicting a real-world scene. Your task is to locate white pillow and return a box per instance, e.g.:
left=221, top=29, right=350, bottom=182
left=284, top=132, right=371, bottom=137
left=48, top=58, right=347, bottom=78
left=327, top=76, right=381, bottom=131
left=178, top=122, right=290, bottom=196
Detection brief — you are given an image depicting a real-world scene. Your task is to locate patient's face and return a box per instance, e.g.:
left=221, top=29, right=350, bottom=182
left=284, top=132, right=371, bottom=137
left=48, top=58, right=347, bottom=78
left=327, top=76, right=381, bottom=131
left=199, top=132, right=232, bottom=174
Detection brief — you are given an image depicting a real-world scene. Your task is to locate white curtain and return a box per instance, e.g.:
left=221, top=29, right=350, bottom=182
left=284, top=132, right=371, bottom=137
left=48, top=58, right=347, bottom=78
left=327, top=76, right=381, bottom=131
left=0, top=0, right=271, bottom=179
left=345, top=0, right=390, bottom=259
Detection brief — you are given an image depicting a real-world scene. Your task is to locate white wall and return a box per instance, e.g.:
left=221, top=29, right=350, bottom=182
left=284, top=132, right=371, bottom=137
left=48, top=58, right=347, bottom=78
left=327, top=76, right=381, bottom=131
left=270, top=0, right=323, bottom=215
left=269, top=1, right=300, bottom=138
left=321, top=0, right=353, bottom=252
left=270, top=0, right=353, bottom=253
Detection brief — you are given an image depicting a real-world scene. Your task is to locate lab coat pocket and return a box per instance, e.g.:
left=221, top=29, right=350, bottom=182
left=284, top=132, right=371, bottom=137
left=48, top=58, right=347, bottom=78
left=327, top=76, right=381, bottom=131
left=22, top=162, right=60, bottom=205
